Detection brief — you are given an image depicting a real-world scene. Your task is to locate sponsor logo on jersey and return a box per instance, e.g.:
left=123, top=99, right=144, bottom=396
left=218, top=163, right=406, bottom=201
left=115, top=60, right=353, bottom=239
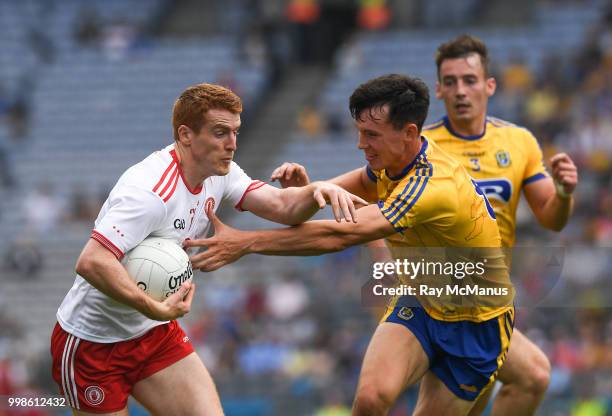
left=474, top=178, right=512, bottom=204
left=174, top=218, right=186, bottom=229
left=84, top=386, right=105, bottom=406
left=462, top=151, right=486, bottom=157
left=495, top=150, right=511, bottom=167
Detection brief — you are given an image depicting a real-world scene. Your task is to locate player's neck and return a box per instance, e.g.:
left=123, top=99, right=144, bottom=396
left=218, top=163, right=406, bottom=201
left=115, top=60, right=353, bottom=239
left=386, top=138, right=423, bottom=178
left=447, top=115, right=486, bottom=137
left=173, top=144, right=210, bottom=188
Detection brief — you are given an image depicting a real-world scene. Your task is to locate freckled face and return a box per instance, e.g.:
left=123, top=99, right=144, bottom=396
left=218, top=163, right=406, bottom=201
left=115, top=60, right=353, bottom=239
left=189, top=108, right=240, bottom=176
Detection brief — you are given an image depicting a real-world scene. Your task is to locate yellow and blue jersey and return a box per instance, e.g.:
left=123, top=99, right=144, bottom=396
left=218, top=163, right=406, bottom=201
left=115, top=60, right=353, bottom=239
left=424, top=116, right=549, bottom=247
left=368, top=137, right=513, bottom=322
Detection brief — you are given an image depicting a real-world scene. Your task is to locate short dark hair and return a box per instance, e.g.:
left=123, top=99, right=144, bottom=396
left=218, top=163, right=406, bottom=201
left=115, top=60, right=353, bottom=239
left=435, top=34, right=489, bottom=79
left=349, top=74, right=430, bottom=132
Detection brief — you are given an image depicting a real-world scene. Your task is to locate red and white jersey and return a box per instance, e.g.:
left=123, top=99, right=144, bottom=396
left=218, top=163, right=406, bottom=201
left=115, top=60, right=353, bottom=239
left=57, top=144, right=263, bottom=343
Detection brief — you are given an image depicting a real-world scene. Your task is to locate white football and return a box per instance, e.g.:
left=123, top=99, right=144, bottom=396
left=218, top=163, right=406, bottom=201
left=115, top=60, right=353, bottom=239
left=122, top=237, right=193, bottom=302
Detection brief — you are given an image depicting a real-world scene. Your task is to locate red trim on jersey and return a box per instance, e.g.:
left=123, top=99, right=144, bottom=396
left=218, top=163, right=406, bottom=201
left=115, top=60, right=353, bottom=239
left=235, top=180, right=266, bottom=211
left=163, top=172, right=180, bottom=203
left=157, top=165, right=179, bottom=200
left=152, top=160, right=177, bottom=193
left=91, top=230, right=124, bottom=260
left=169, top=149, right=203, bottom=195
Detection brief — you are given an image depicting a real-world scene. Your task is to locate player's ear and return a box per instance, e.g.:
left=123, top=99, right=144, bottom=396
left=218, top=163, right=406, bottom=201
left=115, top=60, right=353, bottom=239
left=404, top=123, right=419, bottom=140
left=435, top=81, right=442, bottom=99
left=485, top=77, right=496, bottom=97
left=177, top=125, right=193, bottom=146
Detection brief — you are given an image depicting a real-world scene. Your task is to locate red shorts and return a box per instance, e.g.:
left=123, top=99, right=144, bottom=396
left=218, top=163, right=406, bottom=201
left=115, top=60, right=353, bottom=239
left=50, top=321, right=194, bottom=413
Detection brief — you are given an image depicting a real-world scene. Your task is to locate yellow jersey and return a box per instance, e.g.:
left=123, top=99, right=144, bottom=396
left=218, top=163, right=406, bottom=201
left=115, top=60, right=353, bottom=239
left=424, top=116, right=549, bottom=247
left=368, top=137, right=513, bottom=322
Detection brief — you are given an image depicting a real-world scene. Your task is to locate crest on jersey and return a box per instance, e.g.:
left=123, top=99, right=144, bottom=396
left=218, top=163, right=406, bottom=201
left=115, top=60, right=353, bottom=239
left=85, top=385, right=105, bottom=406
left=495, top=150, right=511, bottom=168
left=205, top=197, right=215, bottom=213
left=397, top=307, right=414, bottom=321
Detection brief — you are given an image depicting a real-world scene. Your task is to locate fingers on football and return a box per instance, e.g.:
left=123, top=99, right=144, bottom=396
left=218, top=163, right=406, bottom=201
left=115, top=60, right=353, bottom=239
left=175, top=280, right=191, bottom=299
left=163, top=281, right=193, bottom=318
left=183, top=281, right=195, bottom=305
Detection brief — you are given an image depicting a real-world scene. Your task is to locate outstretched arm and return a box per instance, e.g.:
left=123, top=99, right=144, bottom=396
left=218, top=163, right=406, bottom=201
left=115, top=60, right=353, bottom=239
left=240, top=181, right=368, bottom=226
left=271, top=163, right=378, bottom=203
left=187, top=204, right=395, bottom=271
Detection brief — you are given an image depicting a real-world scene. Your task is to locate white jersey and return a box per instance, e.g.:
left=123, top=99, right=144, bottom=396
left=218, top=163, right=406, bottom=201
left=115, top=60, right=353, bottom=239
left=57, top=144, right=262, bottom=343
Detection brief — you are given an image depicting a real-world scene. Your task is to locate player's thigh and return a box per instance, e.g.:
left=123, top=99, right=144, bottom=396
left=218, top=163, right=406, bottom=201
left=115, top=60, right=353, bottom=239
left=413, top=371, right=475, bottom=416
left=72, top=409, right=128, bottom=416
left=466, top=383, right=494, bottom=416
left=356, top=322, right=430, bottom=399
left=497, top=328, right=550, bottom=385
left=132, top=352, right=223, bottom=416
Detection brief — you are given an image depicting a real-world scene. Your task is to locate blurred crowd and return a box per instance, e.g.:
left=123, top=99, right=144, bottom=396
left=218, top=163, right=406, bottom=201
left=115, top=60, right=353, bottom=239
left=494, top=6, right=612, bottom=250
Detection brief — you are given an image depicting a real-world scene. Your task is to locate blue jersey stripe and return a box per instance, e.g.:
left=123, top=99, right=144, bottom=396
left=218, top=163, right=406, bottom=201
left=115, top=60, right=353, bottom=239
left=366, top=165, right=377, bottom=182
left=382, top=173, right=421, bottom=219
left=390, top=156, right=433, bottom=226
left=393, top=175, right=430, bottom=226
left=386, top=159, right=433, bottom=224
left=381, top=175, right=415, bottom=214
left=522, top=172, right=546, bottom=186
left=381, top=157, right=426, bottom=216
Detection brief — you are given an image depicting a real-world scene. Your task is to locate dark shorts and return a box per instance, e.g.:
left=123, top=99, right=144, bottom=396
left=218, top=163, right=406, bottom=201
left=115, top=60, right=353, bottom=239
left=382, top=298, right=514, bottom=401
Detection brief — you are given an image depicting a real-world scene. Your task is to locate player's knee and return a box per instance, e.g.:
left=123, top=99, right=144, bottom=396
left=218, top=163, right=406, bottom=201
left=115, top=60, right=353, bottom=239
left=510, top=349, right=550, bottom=397
left=353, top=384, right=394, bottom=416
left=528, top=352, right=551, bottom=395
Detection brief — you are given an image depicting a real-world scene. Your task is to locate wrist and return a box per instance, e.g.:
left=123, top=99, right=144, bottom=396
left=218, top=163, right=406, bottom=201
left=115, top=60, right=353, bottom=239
left=137, top=293, right=158, bottom=319
left=243, top=231, right=259, bottom=254
left=554, top=181, right=572, bottom=200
